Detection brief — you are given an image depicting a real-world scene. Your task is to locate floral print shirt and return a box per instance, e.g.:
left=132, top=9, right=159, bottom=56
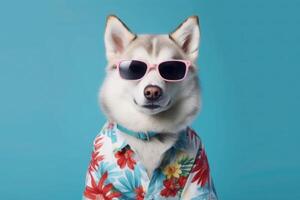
left=83, top=122, right=217, bottom=200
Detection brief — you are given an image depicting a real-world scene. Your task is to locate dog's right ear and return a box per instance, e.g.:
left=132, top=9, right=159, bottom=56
left=104, top=15, right=136, bottom=60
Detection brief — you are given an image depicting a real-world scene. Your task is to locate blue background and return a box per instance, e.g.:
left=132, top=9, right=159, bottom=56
left=1, top=0, right=299, bottom=199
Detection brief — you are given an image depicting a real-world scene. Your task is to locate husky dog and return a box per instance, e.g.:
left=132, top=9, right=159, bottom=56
left=100, top=15, right=200, bottom=176
left=83, top=15, right=217, bottom=200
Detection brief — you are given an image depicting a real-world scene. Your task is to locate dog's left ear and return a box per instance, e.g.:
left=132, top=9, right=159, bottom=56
left=169, top=16, right=200, bottom=61
left=104, top=15, right=136, bottom=60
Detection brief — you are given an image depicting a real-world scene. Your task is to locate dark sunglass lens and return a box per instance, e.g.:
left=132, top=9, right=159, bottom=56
left=158, top=61, right=186, bottom=80
left=119, top=60, right=147, bottom=80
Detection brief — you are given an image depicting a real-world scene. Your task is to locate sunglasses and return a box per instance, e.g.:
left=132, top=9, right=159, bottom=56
left=115, top=60, right=192, bottom=82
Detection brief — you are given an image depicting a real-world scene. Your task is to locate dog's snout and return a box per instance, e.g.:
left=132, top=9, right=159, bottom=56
left=144, top=85, right=162, bottom=101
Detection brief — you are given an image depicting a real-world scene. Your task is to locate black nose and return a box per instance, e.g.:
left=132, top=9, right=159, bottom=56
left=144, top=85, right=162, bottom=101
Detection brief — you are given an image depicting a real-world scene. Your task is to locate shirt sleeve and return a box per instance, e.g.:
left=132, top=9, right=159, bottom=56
left=82, top=126, right=122, bottom=200
left=181, top=145, right=218, bottom=200
left=82, top=134, right=105, bottom=200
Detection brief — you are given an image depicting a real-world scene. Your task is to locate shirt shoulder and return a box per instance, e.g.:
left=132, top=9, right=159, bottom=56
left=95, top=121, right=118, bottom=141
left=92, top=122, right=128, bottom=155
left=180, top=127, right=203, bottom=155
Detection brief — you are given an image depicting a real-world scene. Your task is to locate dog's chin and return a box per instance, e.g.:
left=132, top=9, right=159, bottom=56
left=133, top=99, right=171, bottom=115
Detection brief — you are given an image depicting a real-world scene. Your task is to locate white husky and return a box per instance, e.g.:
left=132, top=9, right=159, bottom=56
left=84, top=15, right=217, bottom=199
left=100, top=15, right=201, bottom=176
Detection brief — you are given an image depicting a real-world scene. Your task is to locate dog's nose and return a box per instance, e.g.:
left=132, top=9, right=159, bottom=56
left=144, top=85, right=162, bottom=101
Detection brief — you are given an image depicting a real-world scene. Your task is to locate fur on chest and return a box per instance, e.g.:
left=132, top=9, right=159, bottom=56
left=120, top=132, right=179, bottom=177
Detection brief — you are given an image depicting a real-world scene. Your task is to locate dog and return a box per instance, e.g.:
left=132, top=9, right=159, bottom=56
left=83, top=15, right=217, bottom=200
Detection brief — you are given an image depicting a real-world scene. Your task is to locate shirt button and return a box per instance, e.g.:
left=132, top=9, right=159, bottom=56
left=147, top=195, right=154, bottom=200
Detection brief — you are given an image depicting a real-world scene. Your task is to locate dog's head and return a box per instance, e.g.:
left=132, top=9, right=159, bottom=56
left=99, top=15, right=201, bottom=133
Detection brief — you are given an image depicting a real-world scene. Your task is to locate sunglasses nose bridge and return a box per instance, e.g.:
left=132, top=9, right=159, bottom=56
left=149, top=63, right=156, bottom=68
left=148, top=63, right=157, bottom=71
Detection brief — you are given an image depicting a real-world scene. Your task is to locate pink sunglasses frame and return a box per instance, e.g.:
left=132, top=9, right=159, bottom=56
left=115, top=59, right=192, bottom=82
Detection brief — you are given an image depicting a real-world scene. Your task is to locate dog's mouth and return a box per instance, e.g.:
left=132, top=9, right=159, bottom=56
left=142, top=104, right=161, bottom=109
left=133, top=99, right=171, bottom=110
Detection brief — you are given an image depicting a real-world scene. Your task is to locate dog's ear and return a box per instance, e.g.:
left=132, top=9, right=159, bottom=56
left=169, top=16, right=200, bottom=61
left=104, top=15, right=136, bottom=60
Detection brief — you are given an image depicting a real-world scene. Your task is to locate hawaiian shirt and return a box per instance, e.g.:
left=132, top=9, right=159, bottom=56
left=83, top=122, right=217, bottom=200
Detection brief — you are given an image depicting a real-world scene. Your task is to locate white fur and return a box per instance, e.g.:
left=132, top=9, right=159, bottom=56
left=100, top=16, right=201, bottom=176
left=120, top=131, right=179, bottom=177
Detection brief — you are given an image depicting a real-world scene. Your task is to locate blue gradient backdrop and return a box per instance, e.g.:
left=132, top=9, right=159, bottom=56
left=1, top=0, right=299, bottom=199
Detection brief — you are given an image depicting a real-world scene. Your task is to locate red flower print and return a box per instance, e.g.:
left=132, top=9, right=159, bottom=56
left=178, top=176, right=188, bottom=188
left=84, top=171, right=121, bottom=200
left=114, top=147, right=136, bottom=170
left=160, top=178, right=180, bottom=197
left=191, top=149, right=210, bottom=187
left=88, top=136, right=104, bottom=172
left=94, top=136, right=104, bottom=151
left=135, top=186, right=145, bottom=200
